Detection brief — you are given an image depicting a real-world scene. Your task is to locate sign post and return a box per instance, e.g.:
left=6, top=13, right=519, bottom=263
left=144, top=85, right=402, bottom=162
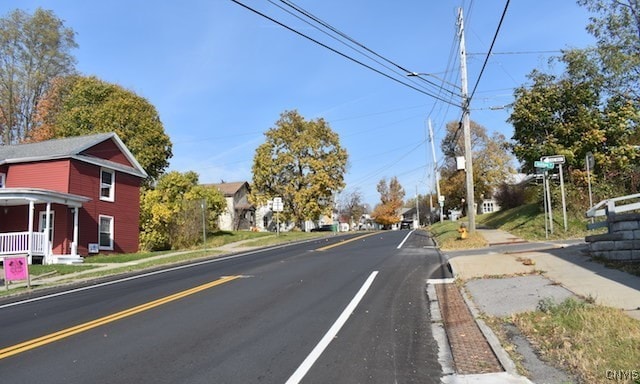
left=535, top=160, right=554, bottom=237
left=586, top=152, right=594, bottom=223
left=542, top=155, right=567, bottom=232
left=272, top=197, right=283, bottom=236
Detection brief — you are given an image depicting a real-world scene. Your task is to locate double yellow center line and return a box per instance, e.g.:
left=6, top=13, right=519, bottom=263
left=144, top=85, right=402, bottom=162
left=0, top=275, right=241, bottom=360
left=315, top=232, right=378, bottom=251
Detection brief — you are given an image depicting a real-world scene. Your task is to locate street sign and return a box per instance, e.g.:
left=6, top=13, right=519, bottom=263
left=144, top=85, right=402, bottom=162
left=541, top=155, right=565, bottom=164
left=586, top=152, right=595, bottom=169
left=534, top=160, right=554, bottom=169
left=272, top=197, right=283, bottom=212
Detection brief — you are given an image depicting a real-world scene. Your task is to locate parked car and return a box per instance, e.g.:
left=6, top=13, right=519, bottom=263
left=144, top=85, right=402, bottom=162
left=311, top=224, right=334, bottom=232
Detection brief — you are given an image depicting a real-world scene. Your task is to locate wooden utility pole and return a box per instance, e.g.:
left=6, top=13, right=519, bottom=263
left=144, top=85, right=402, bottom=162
left=428, top=119, right=443, bottom=223
left=458, top=7, right=476, bottom=233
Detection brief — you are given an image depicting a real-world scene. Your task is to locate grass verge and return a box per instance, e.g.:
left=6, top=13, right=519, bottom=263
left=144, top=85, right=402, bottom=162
left=1, top=230, right=333, bottom=297
left=427, top=220, right=487, bottom=250
left=512, top=297, right=640, bottom=384
left=29, top=264, right=98, bottom=276
left=239, top=231, right=331, bottom=247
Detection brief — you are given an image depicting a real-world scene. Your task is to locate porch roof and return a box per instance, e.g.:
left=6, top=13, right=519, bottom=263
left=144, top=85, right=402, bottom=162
left=0, top=188, right=91, bottom=208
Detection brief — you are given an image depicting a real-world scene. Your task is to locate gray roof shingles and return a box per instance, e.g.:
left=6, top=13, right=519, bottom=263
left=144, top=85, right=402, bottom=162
left=0, top=133, right=147, bottom=178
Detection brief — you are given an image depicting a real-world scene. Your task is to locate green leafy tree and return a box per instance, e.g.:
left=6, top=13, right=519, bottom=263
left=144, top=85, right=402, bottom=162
left=140, top=171, right=226, bottom=251
left=509, top=51, right=640, bottom=194
left=250, top=110, right=348, bottom=229
left=0, top=8, right=77, bottom=144
left=439, top=120, right=515, bottom=213
left=578, top=0, right=640, bottom=100
left=30, top=75, right=173, bottom=184
left=371, top=177, right=405, bottom=228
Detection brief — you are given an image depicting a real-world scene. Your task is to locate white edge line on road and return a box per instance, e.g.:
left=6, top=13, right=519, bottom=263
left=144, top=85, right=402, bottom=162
left=285, top=270, right=379, bottom=384
left=0, top=242, right=300, bottom=310
left=396, top=229, right=415, bottom=249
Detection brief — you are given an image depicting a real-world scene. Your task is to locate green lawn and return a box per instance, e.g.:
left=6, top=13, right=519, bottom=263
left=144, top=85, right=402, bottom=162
left=8, top=230, right=329, bottom=285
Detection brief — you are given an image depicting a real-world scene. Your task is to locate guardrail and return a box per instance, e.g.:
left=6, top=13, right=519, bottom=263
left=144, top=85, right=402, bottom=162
left=586, top=193, right=640, bottom=230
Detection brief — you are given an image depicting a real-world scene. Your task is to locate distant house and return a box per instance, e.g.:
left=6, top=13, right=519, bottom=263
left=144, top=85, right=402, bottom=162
left=0, top=133, right=147, bottom=264
left=209, top=181, right=255, bottom=231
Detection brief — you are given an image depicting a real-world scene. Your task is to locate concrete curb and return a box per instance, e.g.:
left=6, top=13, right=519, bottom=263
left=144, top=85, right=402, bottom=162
left=438, top=260, right=534, bottom=384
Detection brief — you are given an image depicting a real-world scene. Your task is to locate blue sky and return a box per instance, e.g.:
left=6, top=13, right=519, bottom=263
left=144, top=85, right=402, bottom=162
left=2, top=1, right=595, bottom=206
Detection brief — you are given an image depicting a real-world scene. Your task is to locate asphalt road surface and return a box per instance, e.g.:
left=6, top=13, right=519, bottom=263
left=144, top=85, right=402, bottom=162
left=0, top=229, right=451, bottom=383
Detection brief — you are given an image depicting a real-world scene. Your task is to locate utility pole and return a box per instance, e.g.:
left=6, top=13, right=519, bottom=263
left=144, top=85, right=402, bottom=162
left=458, top=7, right=475, bottom=233
left=415, top=185, right=420, bottom=228
left=428, top=119, right=443, bottom=223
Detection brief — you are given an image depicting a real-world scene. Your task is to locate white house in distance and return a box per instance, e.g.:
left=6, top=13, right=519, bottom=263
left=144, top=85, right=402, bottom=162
left=208, top=181, right=255, bottom=231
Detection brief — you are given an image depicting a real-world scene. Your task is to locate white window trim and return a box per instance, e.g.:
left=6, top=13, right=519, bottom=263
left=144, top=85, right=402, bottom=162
left=98, top=214, right=114, bottom=250
left=100, top=168, right=115, bottom=202
left=0, top=172, right=5, bottom=188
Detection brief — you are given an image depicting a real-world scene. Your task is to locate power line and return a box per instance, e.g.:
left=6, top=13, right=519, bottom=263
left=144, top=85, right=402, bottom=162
left=467, top=50, right=561, bottom=56
left=450, top=0, right=511, bottom=146
left=230, top=0, right=462, bottom=108
left=277, top=0, right=465, bottom=100
left=267, top=0, right=456, bottom=98
left=468, top=0, right=511, bottom=105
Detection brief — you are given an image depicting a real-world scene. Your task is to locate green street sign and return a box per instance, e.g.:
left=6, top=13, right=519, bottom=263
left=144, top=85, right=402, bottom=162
left=534, top=160, right=554, bottom=169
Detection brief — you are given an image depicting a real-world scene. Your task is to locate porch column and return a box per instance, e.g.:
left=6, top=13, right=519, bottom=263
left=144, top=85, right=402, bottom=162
left=72, top=207, right=79, bottom=257
left=28, top=200, right=34, bottom=264
left=44, top=202, right=51, bottom=264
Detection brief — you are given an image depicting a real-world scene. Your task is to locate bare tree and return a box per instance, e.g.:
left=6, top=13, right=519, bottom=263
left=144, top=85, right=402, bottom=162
left=0, top=8, right=77, bottom=144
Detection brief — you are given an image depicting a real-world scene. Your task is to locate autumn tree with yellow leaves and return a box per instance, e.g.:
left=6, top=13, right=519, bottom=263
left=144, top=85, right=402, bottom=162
left=250, top=110, right=348, bottom=229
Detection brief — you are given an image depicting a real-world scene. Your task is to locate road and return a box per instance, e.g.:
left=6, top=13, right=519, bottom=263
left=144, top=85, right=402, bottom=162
left=0, top=229, right=451, bottom=383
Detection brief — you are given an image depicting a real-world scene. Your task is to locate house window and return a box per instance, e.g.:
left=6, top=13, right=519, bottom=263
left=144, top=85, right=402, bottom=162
left=482, top=201, right=495, bottom=214
left=100, top=168, right=115, bottom=201
left=99, top=215, right=114, bottom=250
left=0, top=173, right=5, bottom=188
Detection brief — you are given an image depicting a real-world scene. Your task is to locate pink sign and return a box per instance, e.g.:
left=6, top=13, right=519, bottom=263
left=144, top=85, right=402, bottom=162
left=5, top=256, right=29, bottom=281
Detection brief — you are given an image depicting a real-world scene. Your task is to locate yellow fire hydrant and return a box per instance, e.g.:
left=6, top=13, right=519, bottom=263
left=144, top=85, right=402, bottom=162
left=457, top=223, right=468, bottom=240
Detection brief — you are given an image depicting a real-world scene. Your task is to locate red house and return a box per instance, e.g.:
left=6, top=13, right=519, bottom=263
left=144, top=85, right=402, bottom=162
left=0, top=133, right=148, bottom=264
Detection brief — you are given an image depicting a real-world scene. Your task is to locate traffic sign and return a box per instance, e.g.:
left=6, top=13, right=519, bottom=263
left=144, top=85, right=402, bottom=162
left=272, top=197, right=283, bottom=212
left=586, top=152, right=594, bottom=169
left=534, top=160, right=554, bottom=169
left=541, top=155, right=565, bottom=164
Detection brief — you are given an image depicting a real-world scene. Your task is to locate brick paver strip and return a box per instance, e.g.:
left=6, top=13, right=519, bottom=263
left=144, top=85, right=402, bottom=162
left=435, top=283, right=503, bottom=374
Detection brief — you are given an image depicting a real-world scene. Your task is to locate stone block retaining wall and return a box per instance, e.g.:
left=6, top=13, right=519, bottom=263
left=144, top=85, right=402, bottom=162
left=586, top=212, right=640, bottom=260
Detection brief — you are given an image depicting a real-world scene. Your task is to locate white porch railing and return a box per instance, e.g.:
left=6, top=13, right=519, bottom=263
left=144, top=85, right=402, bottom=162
left=0, top=231, right=46, bottom=256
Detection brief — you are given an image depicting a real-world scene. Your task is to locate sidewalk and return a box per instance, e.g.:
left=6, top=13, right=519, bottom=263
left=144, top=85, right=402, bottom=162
left=436, top=228, right=640, bottom=384
left=452, top=229, right=640, bottom=319
left=0, top=237, right=272, bottom=292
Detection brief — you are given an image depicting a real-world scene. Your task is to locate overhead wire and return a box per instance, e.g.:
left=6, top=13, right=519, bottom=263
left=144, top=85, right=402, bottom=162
left=230, top=0, right=462, bottom=108
left=467, top=0, right=511, bottom=105
left=267, top=0, right=457, bottom=99
left=448, top=0, right=510, bottom=155
left=278, top=0, right=459, bottom=97
left=230, top=0, right=511, bottom=194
